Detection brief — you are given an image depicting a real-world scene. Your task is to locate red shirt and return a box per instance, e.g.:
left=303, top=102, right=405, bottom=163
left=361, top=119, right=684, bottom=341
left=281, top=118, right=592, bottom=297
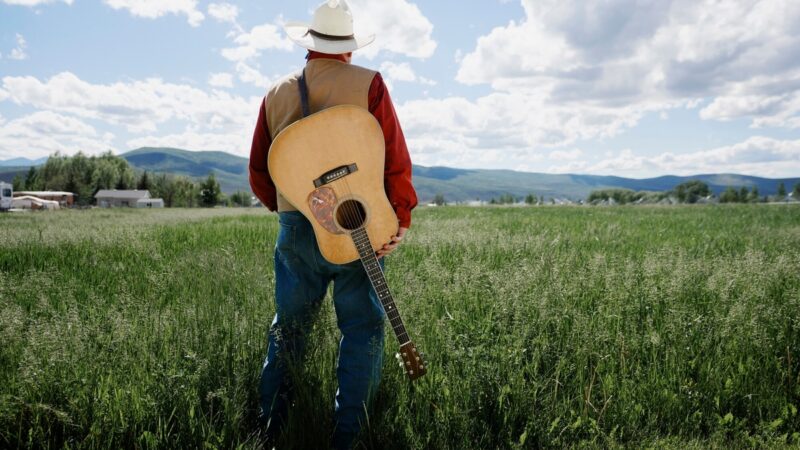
left=248, top=52, right=418, bottom=228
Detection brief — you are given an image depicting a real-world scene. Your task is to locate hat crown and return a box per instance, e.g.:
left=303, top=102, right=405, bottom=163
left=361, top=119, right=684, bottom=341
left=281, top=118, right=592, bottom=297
left=311, top=0, right=354, bottom=37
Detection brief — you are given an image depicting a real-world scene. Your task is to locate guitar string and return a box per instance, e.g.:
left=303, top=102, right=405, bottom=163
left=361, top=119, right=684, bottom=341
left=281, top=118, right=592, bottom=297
left=335, top=173, right=410, bottom=344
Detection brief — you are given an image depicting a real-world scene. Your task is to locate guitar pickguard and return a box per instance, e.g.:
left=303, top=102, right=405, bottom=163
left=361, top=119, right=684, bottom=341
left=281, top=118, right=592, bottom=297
left=308, top=187, right=344, bottom=235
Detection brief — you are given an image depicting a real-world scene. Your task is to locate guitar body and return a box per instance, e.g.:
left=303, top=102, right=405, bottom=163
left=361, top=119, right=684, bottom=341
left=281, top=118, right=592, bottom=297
left=268, top=105, right=399, bottom=265
left=268, top=104, right=427, bottom=381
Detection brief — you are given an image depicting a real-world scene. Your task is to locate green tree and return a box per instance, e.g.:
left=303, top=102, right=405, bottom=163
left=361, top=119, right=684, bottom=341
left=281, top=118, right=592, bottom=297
left=794, top=182, right=800, bottom=199
left=719, top=187, right=739, bottom=203
left=137, top=171, right=152, bottom=191
left=673, top=180, right=710, bottom=204
left=12, top=173, right=24, bottom=191
left=91, top=159, right=120, bottom=191
left=150, top=174, right=175, bottom=207
left=24, top=166, right=40, bottom=191
left=433, top=193, right=446, bottom=206
left=525, top=193, right=536, bottom=205
left=498, top=193, right=515, bottom=204
left=777, top=182, right=786, bottom=198
left=739, top=186, right=749, bottom=202
left=230, top=191, right=252, bottom=207
left=199, top=173, right=221, bottom=207
left=172, top=177, right=199, bottom=207
left=748, top=186, right=760, bottom=203
left=587, top=188, right=647, bottom=205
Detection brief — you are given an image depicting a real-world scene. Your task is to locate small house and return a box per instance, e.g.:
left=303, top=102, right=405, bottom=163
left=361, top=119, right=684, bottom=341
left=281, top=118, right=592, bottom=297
left=95, top=190, right=151, bottom=207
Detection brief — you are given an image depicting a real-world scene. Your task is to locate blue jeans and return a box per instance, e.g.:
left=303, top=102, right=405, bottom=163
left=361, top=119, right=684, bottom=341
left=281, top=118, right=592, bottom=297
left=260, top=211, right=385, bottom=449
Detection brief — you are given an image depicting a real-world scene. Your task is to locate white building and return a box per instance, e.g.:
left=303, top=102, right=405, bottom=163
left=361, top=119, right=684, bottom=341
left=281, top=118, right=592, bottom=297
left=95, top=190, right=151, bottom=207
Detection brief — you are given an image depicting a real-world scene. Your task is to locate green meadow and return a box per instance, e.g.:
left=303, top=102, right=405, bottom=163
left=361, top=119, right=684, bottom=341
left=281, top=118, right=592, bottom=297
left=1, top=205, right=799, bottom=449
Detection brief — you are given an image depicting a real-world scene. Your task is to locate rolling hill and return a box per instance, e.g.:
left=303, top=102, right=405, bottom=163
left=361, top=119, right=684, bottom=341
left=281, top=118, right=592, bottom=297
left=117, top=147, right=800, bottom=202
left=2, top=148, right=796, bottom=202
left=121, top=147, right=249, bottom=194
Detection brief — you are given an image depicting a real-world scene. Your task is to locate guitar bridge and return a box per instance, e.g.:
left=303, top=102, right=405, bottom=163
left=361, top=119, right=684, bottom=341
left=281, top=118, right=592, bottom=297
left=314, top=163, right=358, bottom=188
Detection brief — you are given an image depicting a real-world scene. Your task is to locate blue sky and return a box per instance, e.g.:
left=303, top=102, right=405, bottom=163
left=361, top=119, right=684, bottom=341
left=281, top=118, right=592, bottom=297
left=1, top=0, right=799, bottom=178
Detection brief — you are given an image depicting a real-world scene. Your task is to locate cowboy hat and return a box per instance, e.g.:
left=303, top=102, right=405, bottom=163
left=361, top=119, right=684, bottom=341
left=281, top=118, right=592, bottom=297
left=284, top=0, right=375, bottom=54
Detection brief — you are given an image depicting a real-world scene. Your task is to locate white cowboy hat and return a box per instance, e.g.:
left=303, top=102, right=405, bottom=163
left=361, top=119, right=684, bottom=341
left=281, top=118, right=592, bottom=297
left=284, top=0, right=375, bottom=54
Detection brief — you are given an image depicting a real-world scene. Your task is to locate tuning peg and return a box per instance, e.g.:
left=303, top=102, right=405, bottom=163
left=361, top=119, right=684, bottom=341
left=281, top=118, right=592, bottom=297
left=408, top=370, right=414, bottom=375
left=419, top=365, right=425, bottom=370
left=415, top=356, right=420, bottom=361
left=394, top=353, right=401, bottom=361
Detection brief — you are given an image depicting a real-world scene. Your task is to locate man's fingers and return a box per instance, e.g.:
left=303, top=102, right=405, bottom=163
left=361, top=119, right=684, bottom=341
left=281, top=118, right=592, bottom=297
left=377, top=228, right=408, bottom=257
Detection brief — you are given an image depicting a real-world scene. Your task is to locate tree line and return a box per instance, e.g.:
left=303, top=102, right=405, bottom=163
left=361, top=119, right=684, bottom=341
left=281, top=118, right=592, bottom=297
left=588, top=180, right=800, bottom=205
left=435, top=180, right=800, bottom=206
left=11, top=152, right=253, bottom=207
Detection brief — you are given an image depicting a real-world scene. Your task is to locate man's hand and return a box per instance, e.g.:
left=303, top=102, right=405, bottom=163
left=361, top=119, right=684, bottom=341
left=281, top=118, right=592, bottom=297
left=376, top=227, right=407, bottom=259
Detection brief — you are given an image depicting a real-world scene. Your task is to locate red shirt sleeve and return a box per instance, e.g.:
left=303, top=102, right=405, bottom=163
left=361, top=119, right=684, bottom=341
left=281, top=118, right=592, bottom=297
left=248, top=97, right=278, bottom=211
left=368, top=73, right=418, bottom=228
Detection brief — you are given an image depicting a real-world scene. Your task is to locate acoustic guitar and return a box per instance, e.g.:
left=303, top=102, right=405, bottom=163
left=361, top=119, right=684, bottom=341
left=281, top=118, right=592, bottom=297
left=268, top=104, right=427, bottom=381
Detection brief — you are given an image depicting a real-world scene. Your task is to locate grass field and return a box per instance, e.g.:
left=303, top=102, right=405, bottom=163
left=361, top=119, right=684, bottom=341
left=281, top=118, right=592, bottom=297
left=1, top=205, right=799, bottom=449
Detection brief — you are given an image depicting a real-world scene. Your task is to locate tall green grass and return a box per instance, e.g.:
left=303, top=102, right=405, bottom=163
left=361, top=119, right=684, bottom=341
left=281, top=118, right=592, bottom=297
left=1, top=205, right=798, bottom=448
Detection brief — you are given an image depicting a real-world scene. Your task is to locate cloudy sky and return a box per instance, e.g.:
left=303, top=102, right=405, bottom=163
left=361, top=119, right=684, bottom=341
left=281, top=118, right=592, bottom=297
left=1, top=0, right=799, bottom=178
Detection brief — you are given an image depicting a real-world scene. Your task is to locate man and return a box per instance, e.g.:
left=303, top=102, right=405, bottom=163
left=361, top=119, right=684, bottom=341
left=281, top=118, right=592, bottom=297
left=248, top=1, right=417, bottom=448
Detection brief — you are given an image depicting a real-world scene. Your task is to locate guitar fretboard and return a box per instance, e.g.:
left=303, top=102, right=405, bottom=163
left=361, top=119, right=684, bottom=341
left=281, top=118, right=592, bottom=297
left=351, top=226, right=410, bottom=345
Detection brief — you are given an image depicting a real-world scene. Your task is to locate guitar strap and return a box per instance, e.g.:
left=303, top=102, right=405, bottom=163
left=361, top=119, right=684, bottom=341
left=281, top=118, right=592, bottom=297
left=298, top=69, right=311, bottom=118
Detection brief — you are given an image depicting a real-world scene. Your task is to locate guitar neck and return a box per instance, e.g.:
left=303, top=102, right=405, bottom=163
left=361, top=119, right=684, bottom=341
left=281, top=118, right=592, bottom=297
left=350, top=226, right=410, bottom=345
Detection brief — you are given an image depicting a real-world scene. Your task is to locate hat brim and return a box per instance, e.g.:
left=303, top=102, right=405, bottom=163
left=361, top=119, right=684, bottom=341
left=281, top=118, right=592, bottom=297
left=284, top=22, right=375, bottom=54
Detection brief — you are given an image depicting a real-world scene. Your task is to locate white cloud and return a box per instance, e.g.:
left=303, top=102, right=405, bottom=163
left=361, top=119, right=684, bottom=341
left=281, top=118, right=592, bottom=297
left=457, top=0, right=800, bottom=117
left=349, top=0, right=437, bottom=60
left=2, top=0, right=72, bottom=5
left=0, top=111, right=114, bottom=160
left=397, top=91, right=683, bottom=170
left=380, top=61, right=416, bottom=83
left=221, top=22, right=293, bottom=62
left=207, top=2, right=238, bottom=24
left=378, top=61, right=436, bottom=89
left=234, top=62, right=272, bottom=88
left=549, top=149, right=583, bottom=161
left=9, top=34, right=28, bottom=60
left=397, top=0, right=800, bottom=171
left=208, top=72, right=234, bottom=88
left=698, top=71, right=800, bottom=129
left=0, top=72, right=260, bottom=157
left=549, top=137, right=800, bottom=178
left=0, top=72, right=264, bottom=158
left=103, top=0, right=204, bottom=27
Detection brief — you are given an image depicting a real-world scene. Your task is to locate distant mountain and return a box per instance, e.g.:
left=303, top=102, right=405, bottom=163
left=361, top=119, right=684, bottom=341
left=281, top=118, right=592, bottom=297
left=121, top=147, right=800, bottom=202
left=122, top=147, right=249, bottom=194
left=0, top=156, right=48, bottom=167
left=413, top=167, right=800, bottom=202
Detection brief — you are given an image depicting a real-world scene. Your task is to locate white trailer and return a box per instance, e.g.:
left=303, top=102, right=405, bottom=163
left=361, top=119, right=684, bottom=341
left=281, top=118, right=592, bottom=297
left=0, top=182, right=12, bottom=211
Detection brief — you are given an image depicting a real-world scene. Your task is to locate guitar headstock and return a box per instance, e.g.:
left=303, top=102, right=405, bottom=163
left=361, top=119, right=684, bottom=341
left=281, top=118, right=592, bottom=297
left=395, top=341, right=427, bottom=381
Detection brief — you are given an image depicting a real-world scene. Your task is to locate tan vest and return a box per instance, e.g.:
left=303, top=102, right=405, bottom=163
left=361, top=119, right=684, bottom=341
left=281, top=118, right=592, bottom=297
left=265, top=58, right=377, bottom=211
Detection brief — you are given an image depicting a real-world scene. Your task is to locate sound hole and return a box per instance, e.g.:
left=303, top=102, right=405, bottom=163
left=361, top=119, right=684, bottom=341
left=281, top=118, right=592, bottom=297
left=335, top=199, right=366, bottom=230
